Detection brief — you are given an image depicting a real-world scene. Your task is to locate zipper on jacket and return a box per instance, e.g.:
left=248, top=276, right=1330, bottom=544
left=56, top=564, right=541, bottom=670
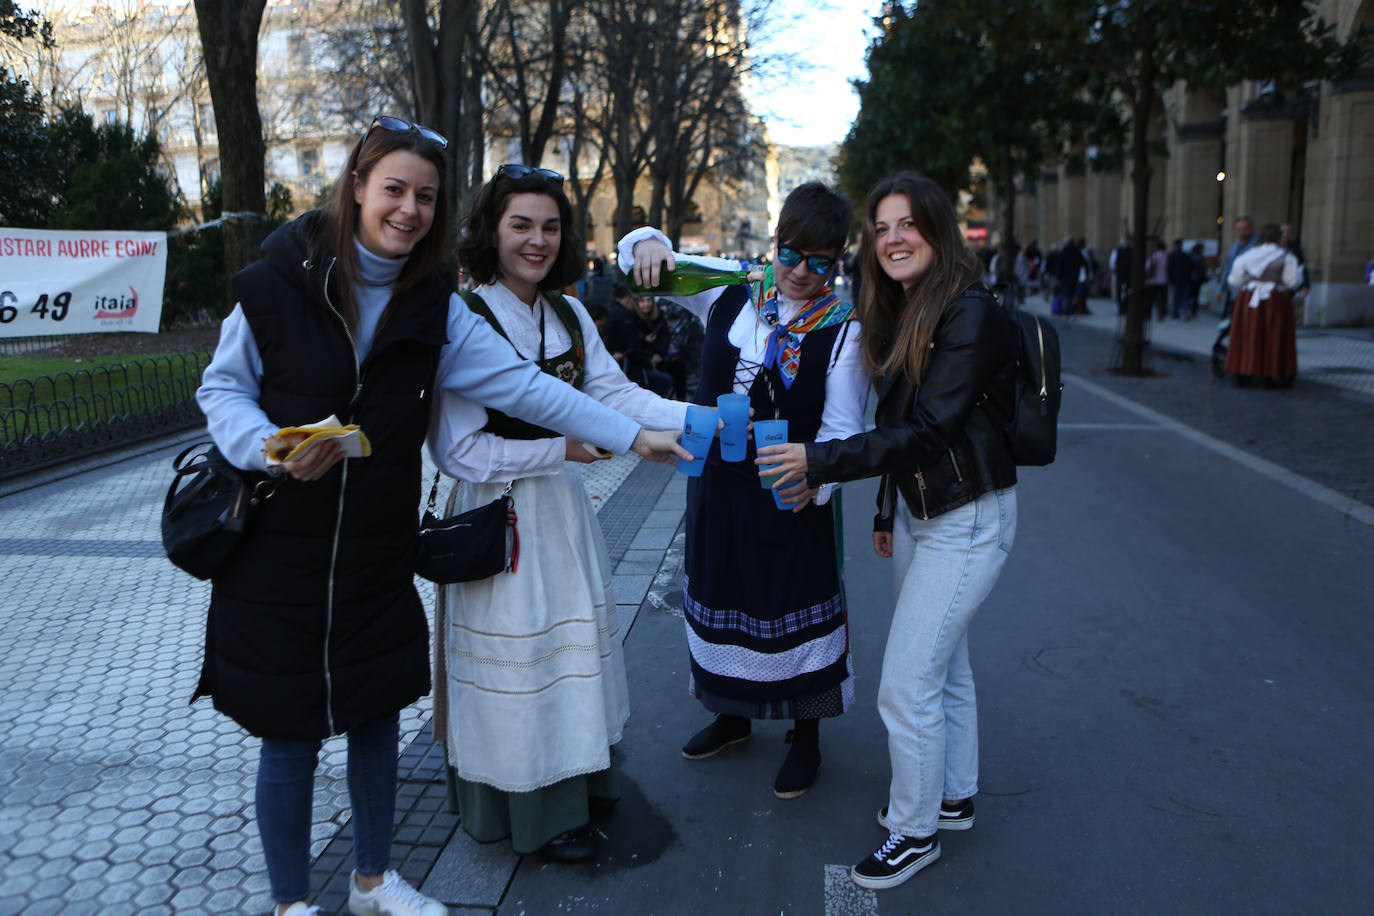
left=914, top=468, right=930, bottom=520
left=319, top=256, right=360, bottom=737
left=948, top=448, right=964, bottom=483
left=321, top=258, right=365, bottom=408
left=323, top=459, right=349, bottom=737
left=879, top=474, right=896, bottom=521
left=1034, top=315, right=1048, bottom=416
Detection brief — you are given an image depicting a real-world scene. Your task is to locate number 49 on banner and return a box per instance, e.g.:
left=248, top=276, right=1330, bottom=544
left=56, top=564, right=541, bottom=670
left=0, top=290, right=73, bottom=324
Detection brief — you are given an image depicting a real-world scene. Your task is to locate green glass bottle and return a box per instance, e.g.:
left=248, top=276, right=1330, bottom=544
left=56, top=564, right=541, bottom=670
left=627, top=260, right=764, bottom=296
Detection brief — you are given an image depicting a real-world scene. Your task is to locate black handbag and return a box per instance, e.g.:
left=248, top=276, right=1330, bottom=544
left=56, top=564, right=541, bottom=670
left=415, top=473, right=519, bottom=584
left=161, top=442, right=278, bottom=580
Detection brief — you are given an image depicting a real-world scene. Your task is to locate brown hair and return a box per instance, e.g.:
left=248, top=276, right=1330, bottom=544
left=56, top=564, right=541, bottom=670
left=856, top=172, right=983, bottom=383
left=310, top=122, right=450, bottom=330
left=457, top=171, right=584, bottom=290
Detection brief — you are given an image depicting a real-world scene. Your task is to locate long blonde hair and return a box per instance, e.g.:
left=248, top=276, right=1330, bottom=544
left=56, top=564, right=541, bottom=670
left=856, top=173, right=983, bottom=383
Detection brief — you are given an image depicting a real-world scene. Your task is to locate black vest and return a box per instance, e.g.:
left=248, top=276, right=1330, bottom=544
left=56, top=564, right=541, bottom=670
left=198, top=219, right=452, bottom=740
left=695, top=285, right=852, bottom=476
left=459, top=289, right=586, bottom=440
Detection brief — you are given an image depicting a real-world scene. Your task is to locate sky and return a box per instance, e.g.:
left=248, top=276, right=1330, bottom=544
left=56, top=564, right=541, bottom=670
left=748, top=0, right=885, bottom=148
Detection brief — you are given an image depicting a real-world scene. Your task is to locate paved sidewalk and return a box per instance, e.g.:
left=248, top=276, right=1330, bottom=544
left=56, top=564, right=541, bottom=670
left=1021, top=295, right=1374, bottom=399
left=0, top=441, right=682, bottom=915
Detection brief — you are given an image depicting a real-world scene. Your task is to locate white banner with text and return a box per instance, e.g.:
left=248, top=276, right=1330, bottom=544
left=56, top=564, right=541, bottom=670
left=0, top=228, right=168, bottom=337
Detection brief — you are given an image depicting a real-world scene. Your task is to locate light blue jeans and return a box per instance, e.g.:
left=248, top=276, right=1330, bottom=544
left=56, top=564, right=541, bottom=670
left=880, top=487, right=1016, bottom=838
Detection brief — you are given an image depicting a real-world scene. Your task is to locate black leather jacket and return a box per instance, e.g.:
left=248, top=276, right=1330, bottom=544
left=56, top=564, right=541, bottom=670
left=804, top=286, right=1019, bottom=530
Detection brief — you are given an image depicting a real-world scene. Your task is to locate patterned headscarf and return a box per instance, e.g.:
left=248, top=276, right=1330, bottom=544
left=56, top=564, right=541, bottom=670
left=757, top=266, right=853, bottom=388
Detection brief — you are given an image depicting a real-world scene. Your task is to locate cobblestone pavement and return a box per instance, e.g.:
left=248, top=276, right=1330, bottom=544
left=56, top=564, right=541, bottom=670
left=0, top=440, right=679, bottom=916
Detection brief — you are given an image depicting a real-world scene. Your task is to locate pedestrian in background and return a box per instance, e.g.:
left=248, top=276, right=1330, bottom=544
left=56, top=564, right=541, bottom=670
left=759, top=172, right=1019, bottom=892
left=1224, top=222, right=1303, bottom=387
left=1145, top=239, right=1169, bottom=320
left=1077, top=237, right=1099, bottom=306
left=1187, top=242, right=1207, bottom=320
left=195, top=117, right=684, bottom=916
left=1111, top=236, right=1132, bottom=315
left=1053, top=235, right=1080, bottom=315
left=1280, top=222, right=1309, bottom=295
left=660, top=297, right=706, bottom=396
left=624, top=294, right=680, bottom=398
left=620, top=182, right=867, bottom=802
left=1216, top=216, right=1255, bottom=320
left=429, top=164, right=687, bottom=864
left=1166, top=238, right=1193, bottom=320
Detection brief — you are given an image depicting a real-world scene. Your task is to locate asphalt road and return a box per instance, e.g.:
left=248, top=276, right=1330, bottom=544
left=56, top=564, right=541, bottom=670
left=483, top=319, right=1374, bottom=915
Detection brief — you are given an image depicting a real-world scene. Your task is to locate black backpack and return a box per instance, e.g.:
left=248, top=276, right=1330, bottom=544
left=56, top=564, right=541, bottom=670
left=982, top=285, right=1063, bottom=466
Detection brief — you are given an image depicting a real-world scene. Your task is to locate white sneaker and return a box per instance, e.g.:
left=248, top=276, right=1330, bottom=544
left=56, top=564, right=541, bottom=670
left=348, top=870, right=448, bottom=916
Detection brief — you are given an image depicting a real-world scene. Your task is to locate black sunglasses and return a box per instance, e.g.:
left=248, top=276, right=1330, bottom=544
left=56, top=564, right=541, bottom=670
left=365, top=115, right=448, bottom=150
left=496, top=163, right=566, bottom=186
left=776, top=246, right=836, bottom=276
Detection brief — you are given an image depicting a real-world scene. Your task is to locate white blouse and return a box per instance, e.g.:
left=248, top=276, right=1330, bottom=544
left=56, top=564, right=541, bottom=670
left=429, top=281, right=688, bottom=483
left=618, top=227, right=870, bottom=503
left=1228, top=243, right=1303, bottom=307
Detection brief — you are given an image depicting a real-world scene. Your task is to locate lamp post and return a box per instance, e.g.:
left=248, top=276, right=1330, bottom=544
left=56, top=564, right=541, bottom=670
left=1215, top=169, right=1226, bottom=258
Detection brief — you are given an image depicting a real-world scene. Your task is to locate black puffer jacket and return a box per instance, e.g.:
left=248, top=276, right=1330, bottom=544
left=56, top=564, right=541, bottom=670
left=804, top=286, right=1019, bottom=529
left=194, top=213, right=452, bottom=739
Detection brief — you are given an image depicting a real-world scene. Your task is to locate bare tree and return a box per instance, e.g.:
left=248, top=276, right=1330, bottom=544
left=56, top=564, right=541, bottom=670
left=192, top=0, right=268, bottom=281
left=478, top=0, right=579, bottom=167
left=402, top=0, right=483, bottom=235
left=584, top=0, right=659, bottom=239
left=313, top=0, right=415, bottom=129
left=642, top=0, right=761, bottom=246
left=562, top=11, right=611, bottom=244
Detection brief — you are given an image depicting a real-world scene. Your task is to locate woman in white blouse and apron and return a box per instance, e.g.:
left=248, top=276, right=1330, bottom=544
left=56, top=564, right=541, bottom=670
left=428, top=165, right=687, bottom=863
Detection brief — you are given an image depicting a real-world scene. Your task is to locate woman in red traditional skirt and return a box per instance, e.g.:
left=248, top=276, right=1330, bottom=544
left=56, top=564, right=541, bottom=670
left=1224, top=223, right=1304, bottom=387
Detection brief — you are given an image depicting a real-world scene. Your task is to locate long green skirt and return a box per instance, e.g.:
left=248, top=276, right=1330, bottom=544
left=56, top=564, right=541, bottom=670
left=445, top=760, right=619, bottom=854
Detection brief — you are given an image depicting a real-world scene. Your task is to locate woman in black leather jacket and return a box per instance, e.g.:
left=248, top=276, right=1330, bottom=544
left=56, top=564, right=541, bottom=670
left=759, top=172, right=1019, bottom=891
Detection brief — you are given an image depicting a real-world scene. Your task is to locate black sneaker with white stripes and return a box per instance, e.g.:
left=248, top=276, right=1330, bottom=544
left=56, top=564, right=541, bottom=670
left=851, top=833, right=941, bottom=890
left=876, top=798, right=975, bottom=831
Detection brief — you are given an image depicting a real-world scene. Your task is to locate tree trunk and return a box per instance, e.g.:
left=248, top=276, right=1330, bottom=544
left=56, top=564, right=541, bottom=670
left=1001, top=152, right=1017, bottom=247
left=1121, top=28, right=1156, bottom=375
left=403, top=0, right=473, bottom=249
left=192, top=0, right=267, bottom=298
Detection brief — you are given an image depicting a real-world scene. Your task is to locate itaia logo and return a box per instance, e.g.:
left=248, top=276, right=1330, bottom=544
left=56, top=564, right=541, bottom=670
left=94, top=287, right=138, bottom=319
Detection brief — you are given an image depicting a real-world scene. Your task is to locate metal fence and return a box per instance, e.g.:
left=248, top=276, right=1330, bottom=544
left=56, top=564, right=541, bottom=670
left=0, top=334, right=77, bottom=356
left=0, top=352, right=212, bottom=480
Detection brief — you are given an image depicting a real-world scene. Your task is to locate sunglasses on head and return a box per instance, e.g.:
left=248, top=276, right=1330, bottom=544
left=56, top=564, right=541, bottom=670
left=364, top=115, right=448, bottom=149
left=776, top=246, right=835, bottom=275
left=496, top=163, right=566, bottom=186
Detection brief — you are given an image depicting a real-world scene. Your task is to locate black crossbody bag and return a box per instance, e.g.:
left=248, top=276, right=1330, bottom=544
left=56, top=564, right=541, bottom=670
left=415, top=472, right=519, bottom=584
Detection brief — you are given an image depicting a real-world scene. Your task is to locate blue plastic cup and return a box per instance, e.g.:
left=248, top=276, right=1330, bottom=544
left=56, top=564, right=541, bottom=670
left=753, top=418, right=789, bottom=497
left=676, top=404, right=717, bottom=477
left=716, top=393, right=750, bottom=462
left=771, top=484, right=790, bottom=511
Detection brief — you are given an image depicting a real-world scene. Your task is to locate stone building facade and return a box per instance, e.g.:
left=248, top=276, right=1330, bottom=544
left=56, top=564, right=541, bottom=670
left=1015, top=0, right=1373, bottom=326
